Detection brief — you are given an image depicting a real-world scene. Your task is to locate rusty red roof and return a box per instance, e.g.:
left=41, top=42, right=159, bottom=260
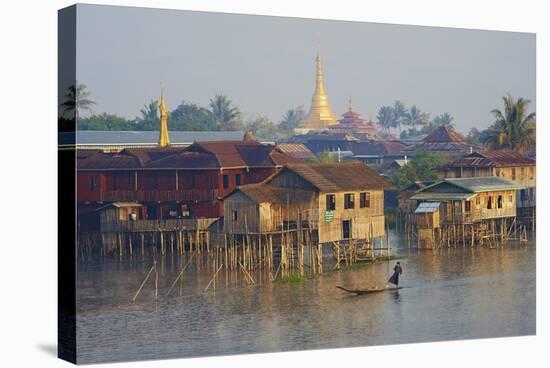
left=275, top=143, right=315, bottom=161
left=423, top=126, right=465, bottom=143
left=449, top=151, right=535, bottom=168
left=77, top=140, right=299, bottom=170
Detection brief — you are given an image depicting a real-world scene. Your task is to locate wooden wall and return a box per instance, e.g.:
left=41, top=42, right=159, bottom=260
left=438, top=190, right=517, bottom=223
left=317, top=190, right=385, bottom=243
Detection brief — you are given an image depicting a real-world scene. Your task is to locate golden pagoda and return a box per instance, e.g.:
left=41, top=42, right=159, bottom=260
left=298, top=46, right=338, bottom=131
left=158, top=85, right=170, bottom=147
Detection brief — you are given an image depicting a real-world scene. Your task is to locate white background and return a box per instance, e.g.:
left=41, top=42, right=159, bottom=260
left=0, top=0, right=547, bottom=367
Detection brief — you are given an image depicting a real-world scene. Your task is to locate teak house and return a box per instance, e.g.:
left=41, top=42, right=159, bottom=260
left=410, top=177, right=523, bottom=248
left=442, top=150, right=536, bottom=216
left=224, top=162, right=394, bottom=244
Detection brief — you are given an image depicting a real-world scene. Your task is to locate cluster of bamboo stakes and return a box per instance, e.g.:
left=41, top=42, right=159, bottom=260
left=400, top=211, right=532, bottom=249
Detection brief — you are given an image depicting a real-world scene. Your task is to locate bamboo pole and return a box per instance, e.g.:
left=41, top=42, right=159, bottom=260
left=204, top=264, right=224, bottom=292
left=132, top=262, right=155, bottom=303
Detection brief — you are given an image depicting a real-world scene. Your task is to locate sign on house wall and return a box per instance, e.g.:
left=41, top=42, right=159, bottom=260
left=325, top=210, right=334, bottom=222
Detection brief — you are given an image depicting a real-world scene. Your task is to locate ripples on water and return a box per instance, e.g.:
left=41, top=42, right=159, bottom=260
left=75, top=232, right=536, bottom=364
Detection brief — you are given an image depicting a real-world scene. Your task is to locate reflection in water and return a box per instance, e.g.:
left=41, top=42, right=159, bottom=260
left=75, top=231, right=536, bottom=364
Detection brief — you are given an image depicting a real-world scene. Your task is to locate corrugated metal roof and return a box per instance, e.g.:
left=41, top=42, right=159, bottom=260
left=423, top=126, right=465, bottom=143
left=416, top=177, right=524, bottom=196
left=77, top=140, right=299, bottom=170
left=60, top=130, right=247, bottom=146
left=444, top=177, right=524, bottom=192
left=410, top=193, right=476, bottom=201
left=448, top=151, right=535, bottom=168
left=234, top=184, right=315, bottom=204
left=274, top=162, right=394, bottom=192
left=275, top=144, right=315, bottom=161
left=352, top=141, right=406, bottom=156
left=414, top=202, right=441, bottom=213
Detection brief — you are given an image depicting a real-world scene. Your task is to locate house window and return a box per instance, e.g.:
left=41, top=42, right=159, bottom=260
left=90, top=176, right=99, bottom=192
left=344, top=193, right=355, bottom=209
left=360, top=192, right=371, bottom=208
left=465, top=201, right=471, bottom=212
left=509, top=195, right=514, bottom=203
left=530, top=167, right=534, bottom=179
left=223, top=174, right=229, bottom=189
left=495, top=169, right=501, bottom=177
left=236, top=174, right=241, bottom=186
left=232, top=210, right=238, bottom=221
left=475, top=197, right=480, bottom=205
left=487, top=196, right=492, bottom=210
left=497, top=195, right=503, bottom=209
left=511, top=168, right=516, bottom=180
left=521, top=167, right=525, bottom=177
left=326, top=194, right=336, bottom=211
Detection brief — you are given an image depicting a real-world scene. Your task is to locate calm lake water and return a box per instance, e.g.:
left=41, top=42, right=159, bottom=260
left=76, top=231, right=536, bottom=364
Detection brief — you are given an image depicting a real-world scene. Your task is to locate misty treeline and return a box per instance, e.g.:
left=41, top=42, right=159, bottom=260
left=60, top=84, right=535, bottom=152
left=59, top=83, right=304, bottom=141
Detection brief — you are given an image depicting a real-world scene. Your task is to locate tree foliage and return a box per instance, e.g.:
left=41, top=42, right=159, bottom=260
left=170, top=101, right=217, bottom=131
left=279, top=106, right=305, bottom=131
left=78, top=113, right=136, bottom=131
left=209, top=94, right=242, bottom=131
left=59, top=82, right=96, bottom=119
left=307, top=150, right=339, bottom=163
left=482, top=94, right=536, bottom=153
left=392, top=150, right=443, bottom=188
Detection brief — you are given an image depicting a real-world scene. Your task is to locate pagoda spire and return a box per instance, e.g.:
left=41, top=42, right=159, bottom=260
left=298, top=45, right=338, bottom=131
left=158, top=84, right=170, bottom=148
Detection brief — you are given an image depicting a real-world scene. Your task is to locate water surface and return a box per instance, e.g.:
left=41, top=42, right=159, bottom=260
left=76, top=232, right=535, bottom=364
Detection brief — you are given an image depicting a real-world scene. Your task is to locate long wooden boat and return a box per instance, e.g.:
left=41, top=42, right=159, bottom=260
left=336, top=285, right=401, bottom=295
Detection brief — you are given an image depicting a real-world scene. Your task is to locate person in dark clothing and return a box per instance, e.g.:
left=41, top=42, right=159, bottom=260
left=388, top=262, right=403, bottom=287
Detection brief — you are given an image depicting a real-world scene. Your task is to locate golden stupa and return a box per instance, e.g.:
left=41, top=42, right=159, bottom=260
left=299, top=47, right=338, bottom=130
left=158, top=85, right=170, bottom=147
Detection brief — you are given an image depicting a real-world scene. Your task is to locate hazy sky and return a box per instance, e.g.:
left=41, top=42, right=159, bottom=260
left=75, top=4, right=535, bottom=133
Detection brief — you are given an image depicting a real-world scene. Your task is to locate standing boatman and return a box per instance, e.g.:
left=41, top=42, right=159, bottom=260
left=388, top=262, right=403, bottom=287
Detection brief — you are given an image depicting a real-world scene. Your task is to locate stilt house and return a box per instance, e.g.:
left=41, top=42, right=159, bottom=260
left=223, top=162, right=394, bottom=244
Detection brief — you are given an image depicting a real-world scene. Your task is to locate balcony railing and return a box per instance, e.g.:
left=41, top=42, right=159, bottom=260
left=100, top=218, right=217, bottom=232
left=101, top=189, right=219, bottom=202
left=442, top=207, right=516, bottom=224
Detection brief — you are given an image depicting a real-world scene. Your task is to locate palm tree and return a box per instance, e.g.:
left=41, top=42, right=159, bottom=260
left=432, top=113, right=454, bottom=127
left=137, top=99, right=159, bottom=121
left=483, top=94, right=536, bottom=153
left=376, top=106, right=394, bottom=134
left=279, top=106, right=305, bottom=131
left=209, top=94, right=241, bottom=130
left=59, top=82, right=96, bottom=119
left=402, top=105, right=430, bottom=130
left=391, top=100, right=407, bottom=133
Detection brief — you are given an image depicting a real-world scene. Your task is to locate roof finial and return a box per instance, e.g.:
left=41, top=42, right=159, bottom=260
left=158, top=82, right=170, bottom=147
left=348, top=97, right=353, bottom=112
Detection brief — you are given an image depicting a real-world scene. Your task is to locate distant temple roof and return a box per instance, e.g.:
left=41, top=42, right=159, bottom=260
left=328, top=99, right=378, bottom=137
